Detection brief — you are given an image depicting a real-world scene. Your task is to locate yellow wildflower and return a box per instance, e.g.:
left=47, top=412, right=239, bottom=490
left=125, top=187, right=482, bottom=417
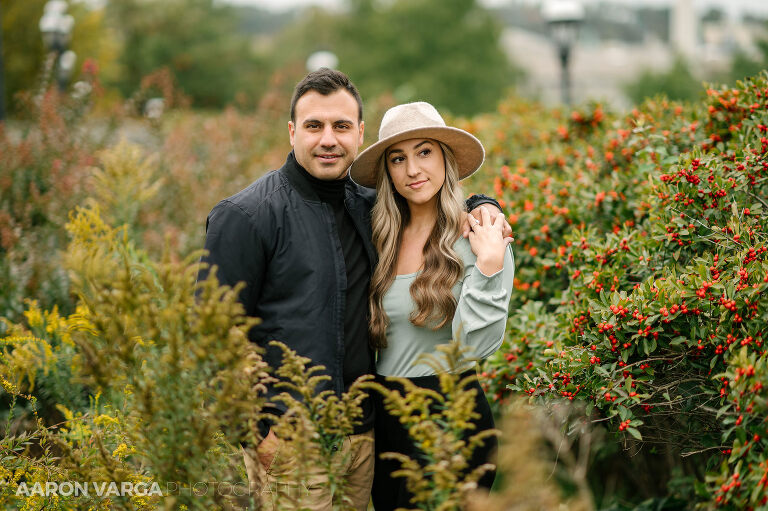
left=94, top=414, right=120, bottom=428
left=112, top=442, right=135, bottom=458
left=22, top=300, right=43, bottom=329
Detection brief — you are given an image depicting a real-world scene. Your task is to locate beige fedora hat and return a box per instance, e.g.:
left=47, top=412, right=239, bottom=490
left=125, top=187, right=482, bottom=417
left=350, top=101, right=485, bottom=188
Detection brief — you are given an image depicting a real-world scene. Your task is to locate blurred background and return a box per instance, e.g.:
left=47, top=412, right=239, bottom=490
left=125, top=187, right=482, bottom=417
left=2, top=0, right=767, bottom=121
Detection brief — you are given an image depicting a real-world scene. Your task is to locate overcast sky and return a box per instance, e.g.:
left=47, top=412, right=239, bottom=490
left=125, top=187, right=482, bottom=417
left=222, top=0, right=768, bottom=18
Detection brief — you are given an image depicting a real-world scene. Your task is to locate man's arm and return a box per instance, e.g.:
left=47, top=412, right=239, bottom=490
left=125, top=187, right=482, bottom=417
left=197, top=200, right=265, bottom=321
left=197, top=200, right=270, bottom=444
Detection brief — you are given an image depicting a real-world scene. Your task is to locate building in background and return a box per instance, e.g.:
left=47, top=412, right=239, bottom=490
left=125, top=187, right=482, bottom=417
left=495, top=0, right=768, bottom=107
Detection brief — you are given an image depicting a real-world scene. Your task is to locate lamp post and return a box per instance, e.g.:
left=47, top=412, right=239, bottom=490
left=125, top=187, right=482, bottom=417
left=39, top=0, right=75, bottom=91
left=542, top=0, right=584, bottom=106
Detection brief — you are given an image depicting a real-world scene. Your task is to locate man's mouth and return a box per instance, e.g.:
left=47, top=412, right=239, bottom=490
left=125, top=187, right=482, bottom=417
left=317, top=153, right=342, bottom=163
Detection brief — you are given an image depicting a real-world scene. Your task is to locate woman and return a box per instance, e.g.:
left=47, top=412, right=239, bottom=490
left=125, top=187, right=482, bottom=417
left=350, top=102, right=515, bottom=509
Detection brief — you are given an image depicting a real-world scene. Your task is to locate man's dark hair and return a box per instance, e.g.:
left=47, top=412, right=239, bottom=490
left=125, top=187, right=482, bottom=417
left=290, top=68, right=363, bottom=123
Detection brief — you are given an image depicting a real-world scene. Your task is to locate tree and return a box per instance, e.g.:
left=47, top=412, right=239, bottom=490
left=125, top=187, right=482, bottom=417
left=1, top=0, right=46, bottom=111
left=105, top=0, right=265, bottom=108
left=623, top=56, right=703, bottom=105
left=332, top=0, right=519, bottom=116
left=730, top=39, right=768, bottom=84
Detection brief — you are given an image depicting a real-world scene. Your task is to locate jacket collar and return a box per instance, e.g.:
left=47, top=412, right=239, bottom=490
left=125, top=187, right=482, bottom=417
left=282, top=151, right=362, bottom=203
left=282, top=151, right=321, bottom=202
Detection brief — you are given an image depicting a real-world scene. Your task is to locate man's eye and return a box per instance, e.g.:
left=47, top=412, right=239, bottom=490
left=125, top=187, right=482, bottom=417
left=336, top=124, right=351, bottom=130
left=306, top=123, right=320, bottom=129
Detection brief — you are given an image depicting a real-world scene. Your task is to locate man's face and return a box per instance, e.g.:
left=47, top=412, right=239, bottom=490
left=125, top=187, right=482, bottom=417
left=289, top=89, right=364, bottom=180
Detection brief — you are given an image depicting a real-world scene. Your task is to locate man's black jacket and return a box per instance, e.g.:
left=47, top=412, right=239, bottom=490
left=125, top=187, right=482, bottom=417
left=197, top=152, right=377, bottom=418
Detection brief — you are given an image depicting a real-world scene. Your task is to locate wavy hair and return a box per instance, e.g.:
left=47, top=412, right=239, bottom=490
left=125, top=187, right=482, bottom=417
left=368, top=141, right=465, bottom=350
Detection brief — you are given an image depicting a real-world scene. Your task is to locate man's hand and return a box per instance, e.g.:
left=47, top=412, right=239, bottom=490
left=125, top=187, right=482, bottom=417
left=463, top=204, right=514, bottom=242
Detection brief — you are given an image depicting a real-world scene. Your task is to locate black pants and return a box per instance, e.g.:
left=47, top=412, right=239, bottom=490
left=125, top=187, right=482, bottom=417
left=371, top=370, right=497, bottom=510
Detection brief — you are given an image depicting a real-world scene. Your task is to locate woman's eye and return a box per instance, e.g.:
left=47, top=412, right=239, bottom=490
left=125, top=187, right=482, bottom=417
left=390, top=156, right=404, bottom=164
left=419, top=148, right=431, bottom=157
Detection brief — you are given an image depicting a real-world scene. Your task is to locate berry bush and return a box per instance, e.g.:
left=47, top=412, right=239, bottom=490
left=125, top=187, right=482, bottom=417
left=466, top=73, right=768, bottom=508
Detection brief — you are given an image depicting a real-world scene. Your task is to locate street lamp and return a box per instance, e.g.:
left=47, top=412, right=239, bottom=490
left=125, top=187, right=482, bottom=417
left=39, top=0, right=76, bottom=91
left=542, top=0, right=584, bottom=106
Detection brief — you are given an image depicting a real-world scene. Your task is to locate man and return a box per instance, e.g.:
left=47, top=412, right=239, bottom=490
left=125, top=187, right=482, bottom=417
left=198, top=69, right=506, bottom=510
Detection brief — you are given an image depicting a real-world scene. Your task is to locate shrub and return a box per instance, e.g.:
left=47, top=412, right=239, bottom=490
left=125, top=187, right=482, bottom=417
left=472, top=74, right=768, bottom=507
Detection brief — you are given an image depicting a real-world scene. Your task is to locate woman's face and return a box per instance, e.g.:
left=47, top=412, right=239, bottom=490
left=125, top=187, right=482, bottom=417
left=385, top=138, right=446, bottom=207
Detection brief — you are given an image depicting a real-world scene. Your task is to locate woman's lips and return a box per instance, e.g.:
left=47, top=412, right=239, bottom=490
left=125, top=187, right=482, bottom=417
left=408, top=180, right=427, bottom=189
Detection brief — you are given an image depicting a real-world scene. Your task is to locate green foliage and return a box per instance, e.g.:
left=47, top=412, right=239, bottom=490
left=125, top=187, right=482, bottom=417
left=623, top=56, right=704, bottom=105
left=336, top=0, right=519, bottom=116
left=0, top=0, right=47, bottom=111
left=0, top=87, right=97, bottom=321
left=0, top=201, right=375, bottom=509
left=469, top=73, right=768, bottom=507
left=265, top=341, right=371, bottom=509
left=267, top=0, right=519, bottom=117
left=105, top=0, right=264, bottom=108
left=369, top=342, right=499, bottom=510
left=730, top=39, right=768, bottom=84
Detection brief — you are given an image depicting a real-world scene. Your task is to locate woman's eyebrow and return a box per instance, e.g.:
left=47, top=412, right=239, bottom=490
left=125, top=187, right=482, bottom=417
left=388, top=140, right=433, bottom=156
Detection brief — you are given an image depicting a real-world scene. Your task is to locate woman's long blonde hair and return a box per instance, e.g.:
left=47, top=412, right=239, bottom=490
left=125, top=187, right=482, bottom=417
left=368, top=140, right=465, bottom=350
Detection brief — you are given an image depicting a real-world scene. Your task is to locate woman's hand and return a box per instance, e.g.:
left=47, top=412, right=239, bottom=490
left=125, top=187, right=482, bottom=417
left=467, top=206, right=513, bottom=276
left=463, top=204, right=514, bottom=240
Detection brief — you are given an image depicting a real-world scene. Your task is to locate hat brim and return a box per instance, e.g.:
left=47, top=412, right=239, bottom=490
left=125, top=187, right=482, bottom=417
left=349, top=126, right=485, bottom=189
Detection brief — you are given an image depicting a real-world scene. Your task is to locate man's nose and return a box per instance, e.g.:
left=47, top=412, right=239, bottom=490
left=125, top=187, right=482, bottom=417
left=319, top=125, right=337, bottom=147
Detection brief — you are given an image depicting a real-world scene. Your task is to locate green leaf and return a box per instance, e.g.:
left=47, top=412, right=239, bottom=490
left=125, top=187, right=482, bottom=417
left=627, top=427, right=642, bottom=440
left=670, top=336, right=687, bottom=346
left=716, top=404, right=731, bottom=420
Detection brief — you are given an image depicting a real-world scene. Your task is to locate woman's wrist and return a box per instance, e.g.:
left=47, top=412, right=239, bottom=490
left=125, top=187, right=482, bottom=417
left=475, top=253, right=504, bottom=276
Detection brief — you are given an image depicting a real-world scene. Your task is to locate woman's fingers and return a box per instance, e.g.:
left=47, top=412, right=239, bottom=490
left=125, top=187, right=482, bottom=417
left=480, top=205, right=491, bottom=226
left=494, top=212, right=506, bottom=231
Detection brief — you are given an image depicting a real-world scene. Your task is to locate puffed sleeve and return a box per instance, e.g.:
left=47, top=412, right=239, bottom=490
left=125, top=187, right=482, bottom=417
left=452, top=246, right=515, bottom=360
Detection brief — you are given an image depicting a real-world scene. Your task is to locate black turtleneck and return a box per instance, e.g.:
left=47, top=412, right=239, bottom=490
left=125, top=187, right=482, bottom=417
left=298, top=166, right=374, bottom=434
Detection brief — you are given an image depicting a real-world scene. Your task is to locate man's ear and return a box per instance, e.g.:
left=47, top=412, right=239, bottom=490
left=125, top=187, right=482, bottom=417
left=288, top=121, right=296, bottom=147
left=358, top=120, right=365, bottom=146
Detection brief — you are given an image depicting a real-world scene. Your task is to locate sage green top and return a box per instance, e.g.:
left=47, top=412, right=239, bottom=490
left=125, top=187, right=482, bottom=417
left=376, top=237, right=515, bottom=377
